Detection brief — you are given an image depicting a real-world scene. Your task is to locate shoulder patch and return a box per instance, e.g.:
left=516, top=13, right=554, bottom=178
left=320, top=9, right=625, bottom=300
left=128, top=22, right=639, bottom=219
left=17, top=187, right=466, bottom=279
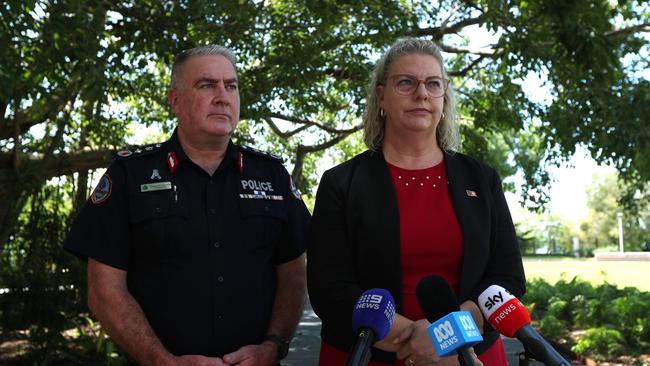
left=239, top=145, right=283, bottom=162
left=115, top=143, right=164, bottom=160
left=90, top=174, right=112, bottom=204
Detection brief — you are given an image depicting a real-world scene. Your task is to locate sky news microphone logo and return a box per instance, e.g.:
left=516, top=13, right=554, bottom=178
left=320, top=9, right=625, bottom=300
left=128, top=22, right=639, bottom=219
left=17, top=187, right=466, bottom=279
left=426, top=311, right=483, bottom=357
left=478, top=285, right=516, bottom=316
left=478, top=285, right=531, bottom=337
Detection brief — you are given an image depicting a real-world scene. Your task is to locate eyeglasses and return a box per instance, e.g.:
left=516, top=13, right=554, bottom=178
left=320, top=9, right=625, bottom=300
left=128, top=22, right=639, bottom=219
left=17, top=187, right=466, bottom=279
left=387, top=74, right=449, bottom=98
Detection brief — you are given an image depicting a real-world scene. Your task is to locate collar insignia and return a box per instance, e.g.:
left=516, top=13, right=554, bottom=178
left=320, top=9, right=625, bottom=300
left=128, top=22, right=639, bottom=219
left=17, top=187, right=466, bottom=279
left=167, top=152, right=178, bottom=174
left=151, top=169, right=162, bottom=180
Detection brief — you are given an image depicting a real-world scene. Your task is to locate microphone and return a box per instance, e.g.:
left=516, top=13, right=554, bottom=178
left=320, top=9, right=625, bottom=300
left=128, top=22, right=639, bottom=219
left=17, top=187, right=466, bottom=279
left=478, top=285, right=571, bottom=366
left=416, top=276, right=482, bottom=366
left=346, top=288, right=396, bottom=366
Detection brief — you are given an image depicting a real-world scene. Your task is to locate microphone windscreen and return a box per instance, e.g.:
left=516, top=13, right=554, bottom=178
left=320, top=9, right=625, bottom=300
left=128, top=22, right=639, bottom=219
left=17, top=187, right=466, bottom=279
left=478, top=285, right=531, bottom=337
left=351, top=288, right=396, bottom=341
left=416, top=275, right=459, bottom=322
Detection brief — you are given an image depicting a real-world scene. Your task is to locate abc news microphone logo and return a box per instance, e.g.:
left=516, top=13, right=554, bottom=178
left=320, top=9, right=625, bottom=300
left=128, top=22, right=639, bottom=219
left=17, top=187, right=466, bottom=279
left=427, top=311, right=483, bottom=356
left=432, top=313, right=478, bottom=343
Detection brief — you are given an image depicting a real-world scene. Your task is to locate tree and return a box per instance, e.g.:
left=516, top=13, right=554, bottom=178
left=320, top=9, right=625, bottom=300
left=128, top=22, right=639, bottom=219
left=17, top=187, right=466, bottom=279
left=515, top=211, right=577, bottom=255
left=2, top=0, right=649, bottom=248
left=579, top=171, right=650, bottom=252
left=1, top=1, right=648, bottom=362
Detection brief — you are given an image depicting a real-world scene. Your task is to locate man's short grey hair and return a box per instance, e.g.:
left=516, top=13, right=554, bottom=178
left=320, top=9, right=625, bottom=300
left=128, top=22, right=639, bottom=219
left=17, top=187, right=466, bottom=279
left=170, top=45, right=237, bottom=89
left=363, top=37, right=459, bottom=152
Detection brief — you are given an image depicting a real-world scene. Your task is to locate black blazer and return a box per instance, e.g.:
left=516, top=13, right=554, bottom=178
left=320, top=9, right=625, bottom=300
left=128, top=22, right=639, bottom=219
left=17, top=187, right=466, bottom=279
left=307, top=150, right=526, bottom=362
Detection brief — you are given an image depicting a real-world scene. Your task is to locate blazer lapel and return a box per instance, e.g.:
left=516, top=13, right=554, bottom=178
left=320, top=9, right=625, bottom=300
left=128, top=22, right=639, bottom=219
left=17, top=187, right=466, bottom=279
left=444, top=152, right=490, bottom=299
left=351, top=151, right=403, bottom=307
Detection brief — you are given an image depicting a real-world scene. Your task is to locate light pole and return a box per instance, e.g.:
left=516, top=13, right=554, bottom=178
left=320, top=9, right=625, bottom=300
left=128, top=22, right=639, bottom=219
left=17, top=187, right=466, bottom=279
left=617, top=212, right=624, bottom=253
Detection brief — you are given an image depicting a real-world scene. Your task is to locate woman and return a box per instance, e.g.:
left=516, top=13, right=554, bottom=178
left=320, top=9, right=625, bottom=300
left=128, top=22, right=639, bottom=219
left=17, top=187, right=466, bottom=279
left=307, top=37, right=526, bottom=366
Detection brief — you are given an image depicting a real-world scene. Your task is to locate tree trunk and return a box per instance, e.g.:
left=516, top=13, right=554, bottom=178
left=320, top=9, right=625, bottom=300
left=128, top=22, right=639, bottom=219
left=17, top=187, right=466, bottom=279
left=0, top=170, right=37, bottom=251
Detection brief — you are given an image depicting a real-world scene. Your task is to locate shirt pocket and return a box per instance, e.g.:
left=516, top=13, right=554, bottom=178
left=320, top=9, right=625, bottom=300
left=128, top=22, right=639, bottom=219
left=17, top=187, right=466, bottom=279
left=238, top=199, right=288, bottom=251
left=128, top=191, right=190, bottom=258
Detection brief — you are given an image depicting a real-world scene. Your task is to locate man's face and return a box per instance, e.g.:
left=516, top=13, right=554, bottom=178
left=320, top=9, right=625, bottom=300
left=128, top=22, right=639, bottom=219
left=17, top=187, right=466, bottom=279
left=168, top=55, right=240, bottom=140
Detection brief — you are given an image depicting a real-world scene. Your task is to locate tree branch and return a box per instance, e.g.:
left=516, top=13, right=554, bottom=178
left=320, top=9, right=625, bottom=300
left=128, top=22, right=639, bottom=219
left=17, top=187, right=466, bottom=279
left=323, top=67, right=366, bottom=82
left=416, top=13, right=487, bottom=39
left=0, top=79, right=81, bottom=141
left=269, top=113, right=360, bottom=134
left=264, top=118, right=310, bottom=139
left=605, top=23, right=650, bottom=39
left=439, top=43, right=501, bottom=56
left=449, top=54, right=488, bottom=77
left=0, top=149, right=115, bottom=181
left=290, top=125, right=362, bottom=184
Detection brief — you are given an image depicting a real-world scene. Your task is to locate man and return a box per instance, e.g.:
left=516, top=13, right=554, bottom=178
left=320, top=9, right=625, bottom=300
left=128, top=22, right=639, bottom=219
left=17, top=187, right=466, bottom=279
left=64, top=45, right=310, bottom=366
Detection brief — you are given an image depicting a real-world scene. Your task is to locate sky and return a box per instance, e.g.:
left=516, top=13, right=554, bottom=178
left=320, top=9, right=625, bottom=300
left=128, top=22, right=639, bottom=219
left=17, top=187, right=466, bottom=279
left=546, top=150, right=616, bottom=225
left=504, top=148, right=616, bottom=229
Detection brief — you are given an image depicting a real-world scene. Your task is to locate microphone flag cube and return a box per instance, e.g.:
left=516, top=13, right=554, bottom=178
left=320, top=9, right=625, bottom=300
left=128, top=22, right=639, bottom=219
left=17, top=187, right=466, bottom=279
left=426, top=311, right=483, bottom=357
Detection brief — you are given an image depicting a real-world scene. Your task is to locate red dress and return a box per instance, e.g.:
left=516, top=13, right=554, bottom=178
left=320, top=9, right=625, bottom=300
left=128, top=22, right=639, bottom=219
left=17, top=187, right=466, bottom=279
left=318, top=161, right=507, bottom=365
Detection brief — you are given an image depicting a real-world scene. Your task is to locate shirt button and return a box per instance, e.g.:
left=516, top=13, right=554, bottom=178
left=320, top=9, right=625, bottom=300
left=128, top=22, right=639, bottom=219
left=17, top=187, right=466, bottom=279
left=213, top=242, right=221, bottom=248
left=218, top=276, right=224, bottom=282
left=209, top=208, right=216, bottom=214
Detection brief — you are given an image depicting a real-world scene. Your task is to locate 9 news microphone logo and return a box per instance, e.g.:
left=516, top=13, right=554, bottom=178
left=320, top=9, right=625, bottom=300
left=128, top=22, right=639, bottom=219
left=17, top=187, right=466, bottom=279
left=356, top=293, right=383, bottom=310
left=356, top=293, right=396, bottom=322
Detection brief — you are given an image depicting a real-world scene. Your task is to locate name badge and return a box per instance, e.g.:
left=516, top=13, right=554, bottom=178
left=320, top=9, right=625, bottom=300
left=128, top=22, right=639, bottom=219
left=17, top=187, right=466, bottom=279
left=141, top=181, right=172, bottom=192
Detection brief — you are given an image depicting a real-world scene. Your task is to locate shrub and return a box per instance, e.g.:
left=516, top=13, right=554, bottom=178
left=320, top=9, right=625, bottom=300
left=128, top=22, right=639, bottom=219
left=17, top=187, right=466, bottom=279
left=526, top=278, right=649, bottom=361
left=546, top=299, right=569, bottom=321
left=572, top=327, right=626, bottom=358
left=538, top=314, right=569, bottom=341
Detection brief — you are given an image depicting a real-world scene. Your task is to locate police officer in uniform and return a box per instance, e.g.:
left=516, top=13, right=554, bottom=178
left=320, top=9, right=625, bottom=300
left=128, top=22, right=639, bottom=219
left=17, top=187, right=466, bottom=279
left=64, top=45, right=310, bottom=366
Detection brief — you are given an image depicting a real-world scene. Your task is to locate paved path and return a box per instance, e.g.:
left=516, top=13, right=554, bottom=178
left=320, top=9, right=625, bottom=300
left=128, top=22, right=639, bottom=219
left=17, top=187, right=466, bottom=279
left=283, top=298, right=543, bottom=366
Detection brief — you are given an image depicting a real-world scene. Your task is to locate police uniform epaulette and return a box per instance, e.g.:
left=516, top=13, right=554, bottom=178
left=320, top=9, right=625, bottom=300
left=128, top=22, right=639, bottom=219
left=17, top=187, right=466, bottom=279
left=238, top=145, right=283, bottom=162
left=115, top=142, right=164, bottom=159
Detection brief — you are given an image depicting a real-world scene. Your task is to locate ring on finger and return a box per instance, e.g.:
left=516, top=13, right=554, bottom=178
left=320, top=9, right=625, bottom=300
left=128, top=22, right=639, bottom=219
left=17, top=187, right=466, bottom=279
left=407, top=359, right=415, bottom=366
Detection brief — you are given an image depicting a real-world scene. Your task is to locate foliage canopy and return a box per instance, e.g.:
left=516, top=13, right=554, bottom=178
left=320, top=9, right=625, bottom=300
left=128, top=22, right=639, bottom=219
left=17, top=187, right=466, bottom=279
left=1, top=1, right=649, bottom=246
left=0, top=1, right=649, bottom=362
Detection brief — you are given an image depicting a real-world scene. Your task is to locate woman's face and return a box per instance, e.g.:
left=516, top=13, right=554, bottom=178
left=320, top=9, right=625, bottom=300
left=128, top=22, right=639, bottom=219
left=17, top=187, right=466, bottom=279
left=376, top=54, right=445, bottom=141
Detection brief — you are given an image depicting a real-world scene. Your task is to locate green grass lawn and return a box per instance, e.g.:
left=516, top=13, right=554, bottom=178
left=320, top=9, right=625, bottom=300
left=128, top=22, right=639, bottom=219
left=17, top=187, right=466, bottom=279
left=523, top=257, right=650, bottom=292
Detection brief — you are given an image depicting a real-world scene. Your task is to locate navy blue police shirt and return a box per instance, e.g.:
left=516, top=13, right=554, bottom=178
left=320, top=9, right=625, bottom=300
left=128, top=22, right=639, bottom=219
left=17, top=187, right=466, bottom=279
left=64, top=130, right=310, bottom=357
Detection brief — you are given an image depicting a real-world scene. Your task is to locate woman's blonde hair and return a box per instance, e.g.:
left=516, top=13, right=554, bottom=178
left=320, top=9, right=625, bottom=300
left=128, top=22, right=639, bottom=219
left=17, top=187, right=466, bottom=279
left=363, top=37, right=459, bottom=152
